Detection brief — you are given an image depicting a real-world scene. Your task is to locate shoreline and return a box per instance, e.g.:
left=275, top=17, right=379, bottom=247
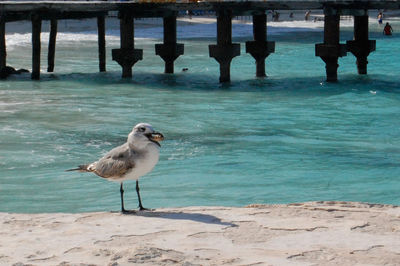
left=1, top=201, right=399, bottom=265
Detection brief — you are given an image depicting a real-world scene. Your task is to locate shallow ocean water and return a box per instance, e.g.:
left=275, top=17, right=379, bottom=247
left=1, top=17, right=400, bottom=213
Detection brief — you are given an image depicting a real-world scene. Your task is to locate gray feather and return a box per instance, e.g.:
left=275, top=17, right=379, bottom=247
left=92, top=143, right=136, bottom=178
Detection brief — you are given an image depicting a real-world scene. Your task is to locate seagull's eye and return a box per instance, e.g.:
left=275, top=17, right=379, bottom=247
left=138, top=127, right=146, bottom=132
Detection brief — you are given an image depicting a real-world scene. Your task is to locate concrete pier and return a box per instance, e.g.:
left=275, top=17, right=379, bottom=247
left=0, top=0, right=399, bottom=83
left=47, top=19, right=57, bottom=73
left=315, top=14, right=347, bottom=82
left=31, top=14, right=42, bottom=80
left=0, top=16, right=6, bottom=71
left=245, top=13, right=275, bottom=78
left=97, top=15, right=106, bottom=72
left=347, top=15, right=376, bottom=74
left=112, top=12, right=143, bottom=78
left=155, top=16, right=184, bottom=74
left=209, top=10, right=240, bottom=83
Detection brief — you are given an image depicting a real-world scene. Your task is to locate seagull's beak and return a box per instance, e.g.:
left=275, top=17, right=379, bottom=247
left=146, top=132, right=164, bottom=147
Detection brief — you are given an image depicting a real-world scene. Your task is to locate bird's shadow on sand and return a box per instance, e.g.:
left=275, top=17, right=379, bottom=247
left=119, top=210, right=237, bottom=227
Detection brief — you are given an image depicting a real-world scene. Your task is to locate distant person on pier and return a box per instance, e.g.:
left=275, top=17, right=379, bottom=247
left=272, top=11, right=280, bottom=22
left=383, top=22, right=393, bottom=36
left=377, top=12, right=383, bottom=24
left=187, top=10, right=193, bottom=19
left=305, top=10, right=311, bottom=21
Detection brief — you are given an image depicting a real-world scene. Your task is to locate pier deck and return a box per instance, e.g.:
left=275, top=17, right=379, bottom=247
left=1, top=1, right=400, bottom=15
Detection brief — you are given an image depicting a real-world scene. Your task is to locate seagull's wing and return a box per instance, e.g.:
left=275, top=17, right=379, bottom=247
left=92, top=143, right=136, bottom=179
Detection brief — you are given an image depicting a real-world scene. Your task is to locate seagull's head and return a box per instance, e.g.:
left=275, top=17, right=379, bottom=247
left=128, top=123, right=164, bottom=150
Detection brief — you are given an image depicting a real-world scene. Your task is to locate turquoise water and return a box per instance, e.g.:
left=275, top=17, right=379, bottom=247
left=1, top=18, right=400, bottom=213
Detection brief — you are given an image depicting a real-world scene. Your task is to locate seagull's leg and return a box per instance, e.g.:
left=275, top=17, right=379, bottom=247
left=136, top=180, right=149, bottom=211
left=120, top=182, right=127, bottom=213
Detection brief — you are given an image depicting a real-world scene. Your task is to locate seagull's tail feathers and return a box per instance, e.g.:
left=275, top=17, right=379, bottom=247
left=65, top=164, right=92, bottom=172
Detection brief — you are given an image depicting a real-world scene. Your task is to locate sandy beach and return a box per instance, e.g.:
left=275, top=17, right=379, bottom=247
left=1, top=201, right=399, bottom=265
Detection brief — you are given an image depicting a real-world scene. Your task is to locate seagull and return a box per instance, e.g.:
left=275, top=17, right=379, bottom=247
left=67, top=123, right=164, bottom=213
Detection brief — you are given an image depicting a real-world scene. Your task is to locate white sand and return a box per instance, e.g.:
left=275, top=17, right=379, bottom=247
left=1, top=201, right=399, bottom=265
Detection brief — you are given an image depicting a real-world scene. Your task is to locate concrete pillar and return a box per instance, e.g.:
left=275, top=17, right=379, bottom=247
left=155, top=15, right=184, bottom=74
left=97, top=15, right=106, bottom=72
left=315, top=14, right=346, bottom=82
left=31, top=14, right=42, bottom=80
left=245, top=13, right=275, bottom=77
left=209, top=10, right=240, bottom=83
left=346, top=15, right=376, bottom=74
left=47, top=19, right=57, bottom=73
left=112, top=12, right=143, bottom=78
left=0, top=16, right=6, bottom=71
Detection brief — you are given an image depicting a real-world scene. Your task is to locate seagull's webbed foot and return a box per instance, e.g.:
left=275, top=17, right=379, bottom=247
left=121, top=208, right=137, bottom=214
